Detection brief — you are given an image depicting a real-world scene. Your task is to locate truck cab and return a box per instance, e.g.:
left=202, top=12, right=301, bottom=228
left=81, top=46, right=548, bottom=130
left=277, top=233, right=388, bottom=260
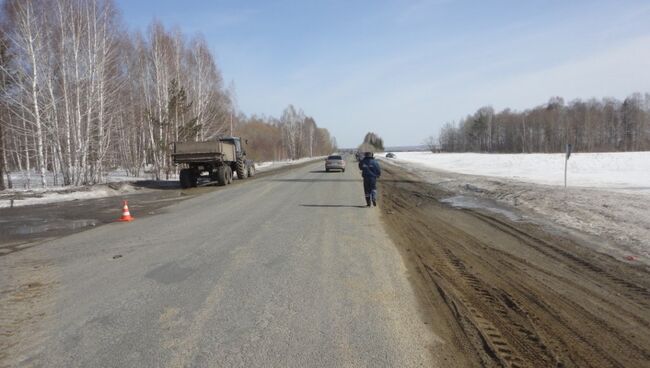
left=219, top=136, right=245, bottom=157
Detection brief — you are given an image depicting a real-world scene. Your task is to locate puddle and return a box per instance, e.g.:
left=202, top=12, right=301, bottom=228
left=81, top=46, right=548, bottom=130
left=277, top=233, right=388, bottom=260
left=0, top=186, right=190, bottom=249
left=9, top=219, right=97, bottom=235
left=440, top=195, right=523, bottom=221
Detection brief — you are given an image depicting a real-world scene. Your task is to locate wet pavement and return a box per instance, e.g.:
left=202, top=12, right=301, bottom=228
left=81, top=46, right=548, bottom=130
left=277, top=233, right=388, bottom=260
left=0, top=185, right=202, bottom=255
left=0, top=160, right=321, bottom=255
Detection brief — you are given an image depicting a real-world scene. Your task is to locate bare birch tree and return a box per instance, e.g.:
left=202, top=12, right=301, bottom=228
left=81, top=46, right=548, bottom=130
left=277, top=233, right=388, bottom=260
left=0, top=0, right=337, bottom=189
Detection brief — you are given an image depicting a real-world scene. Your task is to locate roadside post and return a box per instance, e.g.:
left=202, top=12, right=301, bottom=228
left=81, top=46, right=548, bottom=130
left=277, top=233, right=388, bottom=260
left=564, top=143, right=572, bottom=189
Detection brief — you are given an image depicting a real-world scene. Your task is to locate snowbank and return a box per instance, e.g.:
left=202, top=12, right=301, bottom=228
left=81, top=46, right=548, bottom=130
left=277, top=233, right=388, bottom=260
left=0, top=169, right=172, bottom=208
left=0, top=183, right=139, bottom=209
left=4, top=169, right=164, bottom=191
left=384, top=152, right=650, bottom=192
left=255, top=156, right=325, bottom=172
left=381, top=151, right=650, bottom=264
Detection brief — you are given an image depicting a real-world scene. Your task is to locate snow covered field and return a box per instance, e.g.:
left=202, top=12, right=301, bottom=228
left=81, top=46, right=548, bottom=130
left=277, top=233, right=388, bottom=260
left=381, top=151, right=650, bottom=264
left=384, top=151, right=650, bottom=192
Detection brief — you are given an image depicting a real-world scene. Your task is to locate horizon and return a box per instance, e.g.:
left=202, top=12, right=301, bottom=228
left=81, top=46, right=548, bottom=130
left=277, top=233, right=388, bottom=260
left=116, top=0, right=650, bottom=147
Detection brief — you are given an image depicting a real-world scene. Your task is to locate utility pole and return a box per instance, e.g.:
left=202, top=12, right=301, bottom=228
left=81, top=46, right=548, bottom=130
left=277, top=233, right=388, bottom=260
left=309, top=125, right=314, bottom=157
left=227, top=80, right=237, bottom=137
left=564, top=143, right=572, bottom=189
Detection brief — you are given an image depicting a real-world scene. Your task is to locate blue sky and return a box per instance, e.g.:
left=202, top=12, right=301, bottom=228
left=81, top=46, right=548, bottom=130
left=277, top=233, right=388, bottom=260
left=116, top=0, right=650, bottom=147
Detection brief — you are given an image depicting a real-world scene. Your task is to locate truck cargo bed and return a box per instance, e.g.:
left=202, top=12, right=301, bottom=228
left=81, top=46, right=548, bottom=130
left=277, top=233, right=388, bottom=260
left=172, top=141, right=236, bottom=163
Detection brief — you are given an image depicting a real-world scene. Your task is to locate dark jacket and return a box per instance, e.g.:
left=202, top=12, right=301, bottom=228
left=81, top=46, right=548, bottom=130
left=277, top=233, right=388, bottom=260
left=358, top=157, right=381, bottom=179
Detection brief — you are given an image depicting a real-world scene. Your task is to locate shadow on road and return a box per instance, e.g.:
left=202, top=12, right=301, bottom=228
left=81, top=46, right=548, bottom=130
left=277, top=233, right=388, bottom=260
left=132, top=180, right=181, bottom=190
left=271, top=178, right=428, bottom=184
left=300, top=204, right=368, bottom=208
left=271, top=178, right=362, bottom=183
left=134, top=178, right=228, bottom=189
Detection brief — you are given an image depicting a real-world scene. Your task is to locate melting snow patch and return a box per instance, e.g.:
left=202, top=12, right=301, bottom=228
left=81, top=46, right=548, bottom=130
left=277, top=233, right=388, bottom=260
left=441, top=195, right=523, bottom=221
left=384, top=152, right=650, bottom=264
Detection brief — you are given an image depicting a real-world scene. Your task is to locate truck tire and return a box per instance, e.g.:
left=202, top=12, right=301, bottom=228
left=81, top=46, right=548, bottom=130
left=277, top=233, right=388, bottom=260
left=180, top=169, right=195, bottom=189
left=216, top=166, right=227, bottom=186
left=226, top=166, right=233, bottom=184
left=236, top=159, right=247, bottom=179
left=247, top=164, right=255, bottom=177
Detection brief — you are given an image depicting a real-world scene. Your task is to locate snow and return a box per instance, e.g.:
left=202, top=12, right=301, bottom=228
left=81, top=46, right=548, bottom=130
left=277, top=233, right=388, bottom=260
left=382, top=151, right=650, bottom=192
left=4, top=169, right=164, bottom=191
left=0, top=169, right=169, bottom=208
left=254, top=156, right=325, bottom=172
left=0, top=183, right=139, bottom=209
left=381, top=151, right=650, bottom=264
left=0, top=157, right=325, bottom=208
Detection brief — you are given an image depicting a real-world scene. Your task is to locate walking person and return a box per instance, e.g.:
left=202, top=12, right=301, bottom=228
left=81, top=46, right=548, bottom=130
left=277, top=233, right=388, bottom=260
left=358, top=151, right=381, bottom=207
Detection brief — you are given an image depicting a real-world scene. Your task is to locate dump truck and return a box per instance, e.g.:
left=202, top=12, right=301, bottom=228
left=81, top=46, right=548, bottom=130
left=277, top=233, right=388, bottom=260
left=171, top=136, right=255, bottom=189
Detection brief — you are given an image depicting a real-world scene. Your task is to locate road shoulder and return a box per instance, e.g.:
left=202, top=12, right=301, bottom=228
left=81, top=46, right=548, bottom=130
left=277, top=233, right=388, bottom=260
left=377, top=163, right=650, bottom=367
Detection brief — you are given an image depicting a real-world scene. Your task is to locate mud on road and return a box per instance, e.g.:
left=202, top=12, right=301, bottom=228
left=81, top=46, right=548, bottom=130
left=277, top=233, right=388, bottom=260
left=379, top=164, right=650, bottom=368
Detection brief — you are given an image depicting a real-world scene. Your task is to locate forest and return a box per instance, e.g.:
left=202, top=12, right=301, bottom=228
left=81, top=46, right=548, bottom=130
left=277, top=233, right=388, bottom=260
left=437, top=94, right=650, bottom=153
left=0, top=0, right=335, bottom=190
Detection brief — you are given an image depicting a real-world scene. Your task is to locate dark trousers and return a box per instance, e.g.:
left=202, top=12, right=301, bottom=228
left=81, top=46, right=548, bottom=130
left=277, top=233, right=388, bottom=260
left=363, top=177, right=377, bottom=204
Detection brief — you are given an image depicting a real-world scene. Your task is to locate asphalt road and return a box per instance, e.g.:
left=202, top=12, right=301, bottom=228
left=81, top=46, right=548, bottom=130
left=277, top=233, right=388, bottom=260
left=1, top=159, right=436, bottom=367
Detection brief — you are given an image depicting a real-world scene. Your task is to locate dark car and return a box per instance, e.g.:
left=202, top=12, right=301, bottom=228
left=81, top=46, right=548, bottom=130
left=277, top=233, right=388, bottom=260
left=385, top=152, right=396, bottom=158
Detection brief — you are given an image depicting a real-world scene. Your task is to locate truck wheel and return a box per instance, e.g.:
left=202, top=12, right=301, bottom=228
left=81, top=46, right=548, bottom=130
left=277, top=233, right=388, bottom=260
left=236, top=159, right=247, bottom=179
left=226, top=166, right=233, bottom=184
left=180, top=169, right=194, bottom=189
left=247, top=164, right=255, bottom=177
left=216, top=166, right=227, bottom=186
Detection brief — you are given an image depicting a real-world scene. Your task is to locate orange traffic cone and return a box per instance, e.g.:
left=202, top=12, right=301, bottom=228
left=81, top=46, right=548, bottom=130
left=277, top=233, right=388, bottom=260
left=117, top=200, right=134, bottom=222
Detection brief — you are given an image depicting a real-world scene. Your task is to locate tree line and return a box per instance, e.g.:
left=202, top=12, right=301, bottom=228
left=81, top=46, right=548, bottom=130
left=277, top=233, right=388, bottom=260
left=0, top=0, right=335, bottom=190
left=358, top=132, right=384, bottom=153
left=238, top=105, right=336, bottom=163
left=436, top=94, right=650, bottom=153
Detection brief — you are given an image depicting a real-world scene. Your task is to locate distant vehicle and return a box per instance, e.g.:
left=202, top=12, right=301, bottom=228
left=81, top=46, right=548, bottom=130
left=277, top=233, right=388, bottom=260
left=172, top=136, right=255, bottom=188
left=355, top=151, right=363, bottom=161
left=325, top=155, right=346, bottom=172
left=386, top=152, right=396, bottom=158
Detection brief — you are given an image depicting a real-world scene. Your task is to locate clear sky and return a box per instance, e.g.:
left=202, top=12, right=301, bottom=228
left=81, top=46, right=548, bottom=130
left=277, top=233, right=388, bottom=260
left=115, top=0, right=650, bottom=148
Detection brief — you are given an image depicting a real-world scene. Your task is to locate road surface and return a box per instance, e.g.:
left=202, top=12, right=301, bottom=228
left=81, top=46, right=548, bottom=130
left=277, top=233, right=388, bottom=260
left=3, top=158, right=648, bottom=368
left=1, top=159, right=438, bottom=367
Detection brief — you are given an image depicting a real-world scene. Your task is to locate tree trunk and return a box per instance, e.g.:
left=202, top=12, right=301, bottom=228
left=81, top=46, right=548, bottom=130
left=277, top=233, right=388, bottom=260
left=25, top=4, right=47, bottom=188
left=0, top=125, right=5, bottom=190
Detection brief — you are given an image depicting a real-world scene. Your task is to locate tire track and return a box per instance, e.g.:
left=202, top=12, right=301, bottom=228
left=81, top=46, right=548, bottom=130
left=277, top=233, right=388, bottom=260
left=378, top=164, right=650, bottom=368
